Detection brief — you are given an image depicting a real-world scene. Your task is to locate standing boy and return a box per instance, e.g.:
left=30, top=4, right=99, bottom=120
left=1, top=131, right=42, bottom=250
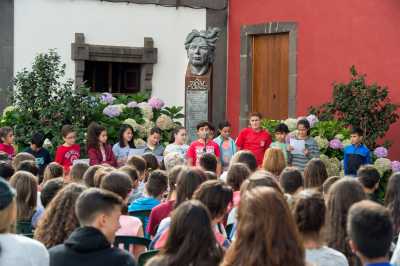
left=270, top=123, right=290, bottom=162
left=343, top=128, right=371, bottom=176
left=236, top=112, right=272, bottom=166
left=187, top=121, right=221, bottom=172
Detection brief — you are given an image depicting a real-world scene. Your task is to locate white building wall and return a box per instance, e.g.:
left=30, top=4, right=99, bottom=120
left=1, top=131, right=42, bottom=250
left=14, top=0, right=206, bottom=108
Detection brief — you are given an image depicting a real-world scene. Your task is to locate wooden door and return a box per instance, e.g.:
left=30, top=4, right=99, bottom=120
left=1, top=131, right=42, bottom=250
left=252, top=33, right=289, bottom=120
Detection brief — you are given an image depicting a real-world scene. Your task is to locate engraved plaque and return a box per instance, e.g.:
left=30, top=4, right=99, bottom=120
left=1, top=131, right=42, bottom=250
left=185, top=89, right=209, bottom=142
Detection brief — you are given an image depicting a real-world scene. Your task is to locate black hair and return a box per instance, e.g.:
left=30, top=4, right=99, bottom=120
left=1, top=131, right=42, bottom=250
left=40, top=178, right=65, bottom=208
left=75, top=188, right=123, bottom=225
left=87, top=122, right=106, bottom=150
left=150, top=127, right=162, bottom=136
left=31, top=132, right=45, bottom=147
left=118, top=124, right=135, bottom=148
left=351, top=127, right=364, bottom=136
left=196, top=121, right=211, bottom=131
left=218, top=121, right=231, bottom=130
left=357, top=165, right=380, bottom=189
left=170, top=126, right=186, bottom=144
left=280, top=167, right=303, bottom=194
left=347, top=200, right=393, bottom=259
left=0, top=161, right=14, bottom=181
left=199, top=153, right=218, bottom=173
left=275, top=123, right=290, bottom=134
left=297, top=119, right=311, bottom=135
left=145, top=170, right=168, bottom=198
left=17, top=160, right=39, bottom=176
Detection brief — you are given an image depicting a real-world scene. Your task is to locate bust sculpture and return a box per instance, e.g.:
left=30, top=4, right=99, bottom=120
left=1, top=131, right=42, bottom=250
left=184, top=27, right=221, bottom=76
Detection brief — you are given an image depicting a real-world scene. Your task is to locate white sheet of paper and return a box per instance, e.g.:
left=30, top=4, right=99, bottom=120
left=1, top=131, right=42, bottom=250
left=128, top=148, right=146, bottom=157
left=290, top=139, right=305, bottom=155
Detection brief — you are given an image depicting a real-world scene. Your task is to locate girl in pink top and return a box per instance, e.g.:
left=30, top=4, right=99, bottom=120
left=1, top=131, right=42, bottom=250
left=0, top=127, right=15, bottom=159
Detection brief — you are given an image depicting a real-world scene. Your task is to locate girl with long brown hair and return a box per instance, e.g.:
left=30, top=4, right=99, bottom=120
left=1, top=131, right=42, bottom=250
left=325, top=178, right=366, bottom=266
left=9, top=171, right=41, bottom=229
left=146, top=200, right=223, bottom=266
left=34, top=183, right=86, bottom=248
left=221, top=187, right=305, bottom=266
left=303, top=158, right=328, bottom=190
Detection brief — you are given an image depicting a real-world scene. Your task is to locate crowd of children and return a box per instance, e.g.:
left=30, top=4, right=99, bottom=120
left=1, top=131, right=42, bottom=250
left=0, top=111, right=397, bottom=266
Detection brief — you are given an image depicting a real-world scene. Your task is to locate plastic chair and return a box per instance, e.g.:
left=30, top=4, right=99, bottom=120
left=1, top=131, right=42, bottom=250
left=138, top=250, right=159, bottom=266
left=225, top=223, right=234, bottom=240
left=16, top=221, right=33, bottom=235
left=129, top=210, right=152, bottom=237
left=114, top=236, right=151, bottom=251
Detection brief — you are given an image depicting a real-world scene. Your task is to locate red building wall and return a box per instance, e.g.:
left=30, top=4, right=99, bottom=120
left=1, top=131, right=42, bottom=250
left=227, top=0, right=400, bottom=159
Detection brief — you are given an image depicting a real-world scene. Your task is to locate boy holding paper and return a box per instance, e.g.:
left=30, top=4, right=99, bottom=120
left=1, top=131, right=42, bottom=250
left=288, top=119, right=320, bottom=171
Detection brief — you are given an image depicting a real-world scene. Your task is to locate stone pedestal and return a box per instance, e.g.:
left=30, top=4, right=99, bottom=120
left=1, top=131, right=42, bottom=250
left=185, top=65, right=212, bottom=143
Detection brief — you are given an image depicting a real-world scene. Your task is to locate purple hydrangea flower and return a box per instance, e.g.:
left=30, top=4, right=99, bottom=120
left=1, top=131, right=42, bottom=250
left=99, top=93, right=115, bottom=105
left=329, top=138, right=343, bottom=150
left=103, top=105, right=121, bottom=117
left=392, top=161, right=400, bottom=173
left=374, top=147, right=388, bottom=158
left=148, top=97, right=165, bottom=109
left=306, top=114, right=319, bottom=128
left=127, top=101, right=137, bottom=108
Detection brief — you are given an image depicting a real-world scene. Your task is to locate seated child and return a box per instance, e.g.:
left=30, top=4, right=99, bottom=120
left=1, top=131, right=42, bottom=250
left=0, top=126, right=15, bottom=159
left=144, top=127, right=164, bottom=157
left=127, top=156, right=147, bottom=202
left=100, top=171, right=144, bottom=258
left=357, top=165, right=381, bottom=204
left=55, top=125, right=80, bottom=174
left=128, top=170, right=168, bottom=230
left=24, top=132, right=51, bottom=178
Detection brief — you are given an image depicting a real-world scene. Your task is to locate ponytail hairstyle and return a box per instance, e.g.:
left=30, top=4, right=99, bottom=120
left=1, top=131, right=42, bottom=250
left=170, top=126, right=185, bottom=144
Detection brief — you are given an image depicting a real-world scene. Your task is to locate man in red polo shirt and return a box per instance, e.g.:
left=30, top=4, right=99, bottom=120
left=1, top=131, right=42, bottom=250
left=236, top=112, right=272, bottom=166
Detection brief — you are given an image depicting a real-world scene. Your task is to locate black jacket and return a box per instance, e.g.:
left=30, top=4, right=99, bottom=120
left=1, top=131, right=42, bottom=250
left=49, top=226, right=136, bottom=266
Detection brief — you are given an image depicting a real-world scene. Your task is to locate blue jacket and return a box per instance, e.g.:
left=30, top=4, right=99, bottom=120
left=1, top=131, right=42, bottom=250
left=343, top=144, right=371, bottom=176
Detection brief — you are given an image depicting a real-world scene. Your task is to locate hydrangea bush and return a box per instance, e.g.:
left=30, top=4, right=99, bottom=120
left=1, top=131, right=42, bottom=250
left=262, top=115, right=399, bottom=178
left=0, top=50, right=184, bottom=156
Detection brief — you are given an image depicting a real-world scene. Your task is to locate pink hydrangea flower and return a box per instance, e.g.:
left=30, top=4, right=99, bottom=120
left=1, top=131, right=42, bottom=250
left=392, top=161, right=400, bottom=173
left=329, top=139, right=343, bottom=150
left=148, top=97, right=165, bottom=109
left=374, top=147, right=388, bottom=158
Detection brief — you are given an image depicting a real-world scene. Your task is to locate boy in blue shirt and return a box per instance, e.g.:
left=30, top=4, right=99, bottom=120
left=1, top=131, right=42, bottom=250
left=213, top=121, right=237, bottom=171
left=128, top=170, right=168, bottom=232
left=344, top=128, right=371, bottom=176
left=24, top=132, right=51, bottom=179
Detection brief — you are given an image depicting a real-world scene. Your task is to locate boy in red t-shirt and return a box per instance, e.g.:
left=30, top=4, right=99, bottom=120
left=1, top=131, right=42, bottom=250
left=55, top=125, right=80, bottom=174
left=187, top=121, right=221, bottom=174
left=236, top=112, right=272, bottom=166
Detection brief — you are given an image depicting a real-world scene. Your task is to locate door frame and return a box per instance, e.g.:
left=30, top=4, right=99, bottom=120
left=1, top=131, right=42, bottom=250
left=239, top=22, right=297, bottom=128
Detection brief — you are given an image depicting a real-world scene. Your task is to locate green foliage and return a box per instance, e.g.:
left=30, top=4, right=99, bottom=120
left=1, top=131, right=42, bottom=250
left=309, top=66, right=399, bottom=148
left=1, top=50, right=94, bottom=155
left=310, top=120, right=350, bottom=140
left=260, top=119, right=281, bottom=137
left=0, top=50, right=184, bottom=156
